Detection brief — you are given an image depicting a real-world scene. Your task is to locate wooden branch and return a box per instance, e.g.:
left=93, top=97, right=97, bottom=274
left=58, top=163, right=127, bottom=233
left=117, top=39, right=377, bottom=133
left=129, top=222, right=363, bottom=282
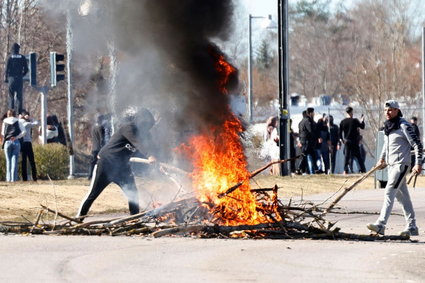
left=30, top=208, right=43, bottom=233
left=129, top=157, right=189, bottom=175
left=218, top=155, right=302, bottom=199
left=322, top=164, right=384, bottom=215
left=40, top=204, right=83, bottom=223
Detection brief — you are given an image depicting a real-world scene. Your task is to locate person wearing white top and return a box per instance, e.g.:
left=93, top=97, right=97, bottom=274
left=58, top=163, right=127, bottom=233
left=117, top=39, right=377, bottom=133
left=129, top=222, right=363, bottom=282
left=19, top=110, right=39, bottom=181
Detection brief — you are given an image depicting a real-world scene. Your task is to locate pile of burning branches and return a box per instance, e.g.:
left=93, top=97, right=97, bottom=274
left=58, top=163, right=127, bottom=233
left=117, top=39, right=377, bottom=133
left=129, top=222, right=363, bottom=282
left=0, top=161, right=410, bottom=241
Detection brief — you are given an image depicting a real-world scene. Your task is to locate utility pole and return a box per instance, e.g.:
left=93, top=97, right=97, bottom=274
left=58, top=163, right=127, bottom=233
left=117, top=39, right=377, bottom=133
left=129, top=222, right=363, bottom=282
left=66, top=11, right=75, bottom=178
left=278, top=0, right=290, bottom=176
left=422, top=27, right=425, bottom=144
left=39, top=87, right=49, bottom=145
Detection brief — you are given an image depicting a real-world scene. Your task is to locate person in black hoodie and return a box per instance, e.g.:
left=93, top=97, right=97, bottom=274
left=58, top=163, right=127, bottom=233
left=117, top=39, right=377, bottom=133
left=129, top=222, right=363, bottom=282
left=4, top=43, right=28, bottom=114
left=339, top=106, right=366, bottom=174
left=76, top=108, right=156, bottom=220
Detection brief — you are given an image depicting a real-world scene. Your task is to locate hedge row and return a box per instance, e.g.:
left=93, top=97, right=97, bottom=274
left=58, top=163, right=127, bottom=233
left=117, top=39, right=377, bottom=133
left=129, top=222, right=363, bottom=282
left=0, top=143, right=69, bottom=181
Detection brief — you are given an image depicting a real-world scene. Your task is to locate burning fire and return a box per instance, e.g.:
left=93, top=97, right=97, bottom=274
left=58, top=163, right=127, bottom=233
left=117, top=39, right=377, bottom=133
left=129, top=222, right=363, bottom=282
left=182, top=49, right=278, bottom=226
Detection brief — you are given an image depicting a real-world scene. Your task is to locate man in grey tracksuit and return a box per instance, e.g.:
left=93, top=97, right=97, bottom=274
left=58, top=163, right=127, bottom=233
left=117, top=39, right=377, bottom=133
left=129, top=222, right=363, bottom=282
left=367, top=100, right=423, bottom=236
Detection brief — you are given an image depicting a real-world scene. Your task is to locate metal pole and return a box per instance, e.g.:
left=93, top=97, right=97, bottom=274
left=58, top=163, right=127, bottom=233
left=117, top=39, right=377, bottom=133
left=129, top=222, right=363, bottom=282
left=108, top=42, right=117, bottom=134
left=247, top=14, right=253, bottom=123
left=422, top=27, right=425, bottom=144
left=278, top=0, right=290, bottom=176
left=40, top=90, right=47, bottom=145
left=67, top=11, right=75, bottom=178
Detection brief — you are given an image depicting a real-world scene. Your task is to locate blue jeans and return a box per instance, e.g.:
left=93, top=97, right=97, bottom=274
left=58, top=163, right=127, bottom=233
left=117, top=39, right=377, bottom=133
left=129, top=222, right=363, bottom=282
left=306, top=154, right=315, bottom=174
left=4, top=140, right=21, bottom=182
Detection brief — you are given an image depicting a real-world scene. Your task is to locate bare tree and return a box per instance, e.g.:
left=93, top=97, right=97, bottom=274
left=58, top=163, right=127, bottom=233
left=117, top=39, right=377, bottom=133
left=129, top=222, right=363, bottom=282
left=344, top=0, right=423, bottom=133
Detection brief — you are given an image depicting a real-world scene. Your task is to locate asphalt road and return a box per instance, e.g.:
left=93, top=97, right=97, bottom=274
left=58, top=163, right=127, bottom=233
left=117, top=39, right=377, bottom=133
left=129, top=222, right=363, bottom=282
left=1, top=188, right=425, bottom=283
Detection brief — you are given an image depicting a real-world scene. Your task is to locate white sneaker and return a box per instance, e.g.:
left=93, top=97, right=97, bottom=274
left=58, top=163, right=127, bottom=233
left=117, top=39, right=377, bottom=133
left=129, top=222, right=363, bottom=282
left=400, top=227, right=419, bottom=237
left=367, top=223, right=385, bottom=235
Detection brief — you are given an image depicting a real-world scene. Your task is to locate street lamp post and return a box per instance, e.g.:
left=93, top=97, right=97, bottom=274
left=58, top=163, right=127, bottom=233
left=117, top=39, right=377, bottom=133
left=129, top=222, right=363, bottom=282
left=66, top=11, right=75, bottom=178
left=247, top=14, right=276, bottom=123
left=422, top=26, right=425, bottom=145
left=278, top=0, right=290, bottom=176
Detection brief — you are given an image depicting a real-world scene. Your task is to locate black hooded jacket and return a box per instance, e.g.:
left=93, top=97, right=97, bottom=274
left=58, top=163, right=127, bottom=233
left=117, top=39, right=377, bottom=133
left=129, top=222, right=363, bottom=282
left=5, top=44, right=28, bottom=80
left=98, top=109, right=155, bottom=166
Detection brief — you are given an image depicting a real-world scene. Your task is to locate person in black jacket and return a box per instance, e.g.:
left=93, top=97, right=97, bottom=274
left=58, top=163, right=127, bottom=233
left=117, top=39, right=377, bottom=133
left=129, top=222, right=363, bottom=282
left=328, top=115, right=340, bottom=174
left=410, top=116, right=421, bottom=170
left=5, top=43, right=28, bottom=114
left=339, top=106, right=366, bottom=174
left=51, top=115, right=67, bottom=146
left=296, top=107, right=317, bottom=174
left=88, top=114, right=112, bottom=180
left=76, top=108, right=156, bottom=220
left=316, top=116, right=330, bottom=174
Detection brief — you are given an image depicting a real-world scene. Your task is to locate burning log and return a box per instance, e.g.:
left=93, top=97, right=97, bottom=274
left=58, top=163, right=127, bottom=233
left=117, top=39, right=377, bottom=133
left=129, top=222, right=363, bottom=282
left=217, top=155, right=302, bottom=199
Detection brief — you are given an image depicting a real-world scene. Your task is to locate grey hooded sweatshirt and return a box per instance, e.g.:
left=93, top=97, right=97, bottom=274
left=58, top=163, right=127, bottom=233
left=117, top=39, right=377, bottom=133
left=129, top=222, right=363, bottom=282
left=380, top=118, right=423, bottom=166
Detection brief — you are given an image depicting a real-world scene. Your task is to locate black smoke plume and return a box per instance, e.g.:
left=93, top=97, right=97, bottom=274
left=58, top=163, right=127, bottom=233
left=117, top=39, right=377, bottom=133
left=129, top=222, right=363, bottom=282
left=40, top=0, right=238, bottom=152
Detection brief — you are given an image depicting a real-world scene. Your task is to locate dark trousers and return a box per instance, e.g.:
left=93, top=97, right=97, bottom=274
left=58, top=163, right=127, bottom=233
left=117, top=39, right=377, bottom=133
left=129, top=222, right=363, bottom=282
left=297, top=140, right=317, bottom=174
left=343, top=140, right=366, bottom=173
left=8, top=77, right=23, bottom=114
left=21, top=141, right=37, bottom=181
left=88, top=151, right=99, bottom=180
left=77, top=159, right=140, bottom=218
left=330, top=146, right=338, bottom=174
left=319, top=149, right=330, bottom=173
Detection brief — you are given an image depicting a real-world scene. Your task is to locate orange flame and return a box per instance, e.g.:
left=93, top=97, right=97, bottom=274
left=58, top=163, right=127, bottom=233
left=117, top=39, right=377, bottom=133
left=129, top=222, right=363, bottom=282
left=214, top=54, right=236, bottom=94
left=185, top=116, right=263, bottom=225
left=181, top=50, right=279, bottom=226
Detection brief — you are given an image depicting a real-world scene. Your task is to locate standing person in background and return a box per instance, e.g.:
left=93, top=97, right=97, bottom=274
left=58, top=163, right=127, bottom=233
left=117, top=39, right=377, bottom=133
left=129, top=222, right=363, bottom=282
left=367, top=100, right=422, bottom=237
left=51, top=115, right=67, bottom=146
left=88, top=114, right=113, bottom=180
left=43, top=115, right=59, bottom=143
left=297, top=107, right=317, bottom=174
left=409, top=116, right=421, bottom=170
left=289, top=119, right=297, bottom=174
left=318, top=115, right=331, bottom=174
left=261, top=116, right=280, bottom=175
left=295, top=111, right=308, bottom=175
left=19, top=110, right=38, bottom=181
left=410, top=117, right=420, bottom=138
left=2, top=109, right=26, bottom=182
left=339, top=106, right=366, bottom=174
left=4, top=43, right=28, bottom=114
left=328, top=115, right=340, bottom=174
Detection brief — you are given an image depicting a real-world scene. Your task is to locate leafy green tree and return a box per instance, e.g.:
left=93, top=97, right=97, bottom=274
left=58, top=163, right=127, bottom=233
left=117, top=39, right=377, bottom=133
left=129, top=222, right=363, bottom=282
left=256, top=39, right=274, bottom=70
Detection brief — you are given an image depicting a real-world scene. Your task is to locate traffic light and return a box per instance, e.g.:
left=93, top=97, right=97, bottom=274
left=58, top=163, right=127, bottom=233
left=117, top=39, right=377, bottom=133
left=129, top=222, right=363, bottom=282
left=50, top=52, right=65, bottom=87
left=23, top=52, right=37, bottom=87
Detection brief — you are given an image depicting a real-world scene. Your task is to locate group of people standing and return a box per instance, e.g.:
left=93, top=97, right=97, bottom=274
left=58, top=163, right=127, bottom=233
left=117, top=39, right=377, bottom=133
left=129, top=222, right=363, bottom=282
left=295, top=106, right=366, bottom=175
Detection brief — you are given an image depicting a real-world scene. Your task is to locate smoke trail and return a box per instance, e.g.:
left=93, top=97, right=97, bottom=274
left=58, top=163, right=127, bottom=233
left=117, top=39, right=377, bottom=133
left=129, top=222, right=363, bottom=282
left=39, top=0, right=238, bottom=149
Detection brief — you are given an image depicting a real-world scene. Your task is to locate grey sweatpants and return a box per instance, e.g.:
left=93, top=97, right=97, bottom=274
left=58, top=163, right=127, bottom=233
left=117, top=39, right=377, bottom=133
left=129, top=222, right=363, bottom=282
left=377, top=163, right=416, bottom=228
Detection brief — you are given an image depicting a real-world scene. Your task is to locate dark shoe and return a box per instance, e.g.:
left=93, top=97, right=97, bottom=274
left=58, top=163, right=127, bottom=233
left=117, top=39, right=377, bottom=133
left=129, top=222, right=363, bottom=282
left=400, top=226, right=419, bottom=237
left=295, top=169, right=302, bottom=175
